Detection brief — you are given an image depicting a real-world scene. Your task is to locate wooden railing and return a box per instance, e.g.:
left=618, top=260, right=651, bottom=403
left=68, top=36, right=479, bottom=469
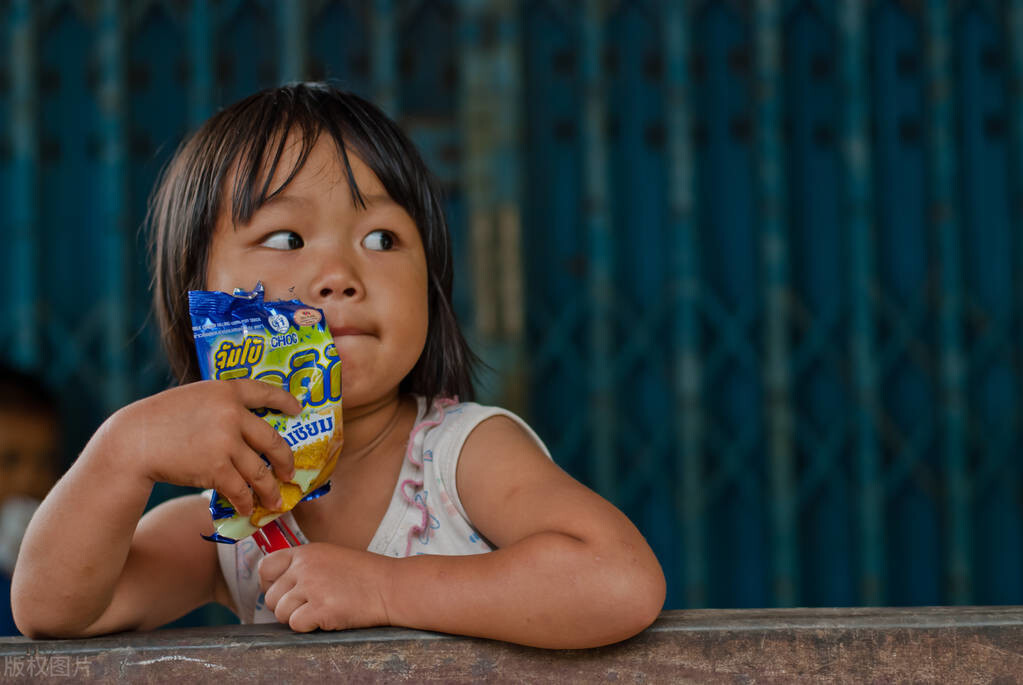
left=3, top=607, right=1023, bottom=682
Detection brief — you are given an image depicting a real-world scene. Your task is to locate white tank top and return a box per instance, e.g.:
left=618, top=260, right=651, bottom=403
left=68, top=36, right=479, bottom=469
left=216, top=396, right=552, bottom=623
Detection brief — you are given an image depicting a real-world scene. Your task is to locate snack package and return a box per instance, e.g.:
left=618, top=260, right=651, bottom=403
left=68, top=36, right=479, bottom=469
left=189, top=283, right=342, bottom=544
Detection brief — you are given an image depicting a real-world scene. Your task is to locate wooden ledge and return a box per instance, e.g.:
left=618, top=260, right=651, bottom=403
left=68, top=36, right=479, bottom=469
left=3, top=607, right=1023, bottom=682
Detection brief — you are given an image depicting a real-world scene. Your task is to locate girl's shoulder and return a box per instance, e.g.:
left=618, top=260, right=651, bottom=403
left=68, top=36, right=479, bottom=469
left=404, top=395, right=553, bottom=527
left=411, top=395, right=552, bottom=463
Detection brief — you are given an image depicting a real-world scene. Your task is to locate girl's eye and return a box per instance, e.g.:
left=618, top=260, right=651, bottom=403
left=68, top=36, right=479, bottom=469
left=362, top=229, right=395, bottom=251
left=261, top=231, right=304, bottom=250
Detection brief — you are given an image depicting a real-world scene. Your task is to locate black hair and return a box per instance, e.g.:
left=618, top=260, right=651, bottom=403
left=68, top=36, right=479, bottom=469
left=0, top=362, right=58, bottom=418
left=148, top=82, right=477, bottom=401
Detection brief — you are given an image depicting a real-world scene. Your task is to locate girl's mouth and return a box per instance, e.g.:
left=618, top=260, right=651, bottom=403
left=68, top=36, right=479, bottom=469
left=331, top=326, right=368, bottom=337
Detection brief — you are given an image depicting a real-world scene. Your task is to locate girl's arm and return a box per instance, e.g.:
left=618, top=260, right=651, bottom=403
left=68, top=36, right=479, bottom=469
left=11, top=429, right=222, bottom=637
left=14, top=490, right=226, bottom=638
left=12, top=379, right=299, bottom=638
left=259, top=416, right=666, bottom=648
left=391, top=415, right=665, bottom=647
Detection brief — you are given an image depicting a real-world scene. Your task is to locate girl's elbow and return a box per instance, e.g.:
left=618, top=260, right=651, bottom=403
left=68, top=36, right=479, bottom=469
left=10, top=582, right=37, bottom=637
left=13, top=602, right=66, bottom=639
left=14, top=619, right=53, bottom=641
left=11, top=587, right=99, bottom=639
left=14, top=612, right=98, bottom=640
left=11, top=596, right=55, bottom=640
left=644, top=570, right=668, bottom=625
left=626, top=564, right=667, bottom=634
left=598, top=559, right=666, bottom=645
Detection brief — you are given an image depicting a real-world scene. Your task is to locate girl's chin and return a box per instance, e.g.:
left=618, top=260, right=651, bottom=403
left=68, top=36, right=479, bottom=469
left=334, top=376, right=378, bottom=409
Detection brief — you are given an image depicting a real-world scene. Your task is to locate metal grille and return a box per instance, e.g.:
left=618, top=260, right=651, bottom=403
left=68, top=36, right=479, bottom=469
left=2, top=0, right=1022, bottom=614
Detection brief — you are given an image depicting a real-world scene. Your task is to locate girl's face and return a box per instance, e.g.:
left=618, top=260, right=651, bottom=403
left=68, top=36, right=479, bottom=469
left=205, top=134, right=429, bottom=412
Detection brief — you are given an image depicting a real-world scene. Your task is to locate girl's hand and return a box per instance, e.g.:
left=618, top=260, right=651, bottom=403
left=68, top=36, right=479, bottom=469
left=258, top=543, right=391, bottom=632
left=105, top=379, right=301, bottom=516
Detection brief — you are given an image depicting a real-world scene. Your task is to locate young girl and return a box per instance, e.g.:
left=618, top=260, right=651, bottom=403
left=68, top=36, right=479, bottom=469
left=11, top=82, right=665, bottom=648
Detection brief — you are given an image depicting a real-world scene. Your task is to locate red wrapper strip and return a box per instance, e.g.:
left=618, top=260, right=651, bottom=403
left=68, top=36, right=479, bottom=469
left=252, top=518, right=302, bottom=554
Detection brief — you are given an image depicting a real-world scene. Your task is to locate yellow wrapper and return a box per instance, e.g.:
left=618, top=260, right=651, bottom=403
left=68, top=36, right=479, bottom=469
left=189, top=284, right=342, bottom=543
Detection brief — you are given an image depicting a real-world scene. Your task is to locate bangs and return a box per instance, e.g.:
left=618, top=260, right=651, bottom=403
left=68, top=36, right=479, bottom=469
left=214, top=83, right=453, bottom=296
left=226, top=95, right=368, bottom=226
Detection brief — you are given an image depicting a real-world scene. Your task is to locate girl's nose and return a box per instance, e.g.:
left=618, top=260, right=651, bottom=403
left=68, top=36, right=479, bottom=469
left=320, top=285, right=358, bottom=298
left=310, top=252, right=363, bottom=301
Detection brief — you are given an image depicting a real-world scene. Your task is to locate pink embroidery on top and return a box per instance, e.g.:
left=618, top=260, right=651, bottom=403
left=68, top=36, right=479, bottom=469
left=401, top=397, right=458, bottom=556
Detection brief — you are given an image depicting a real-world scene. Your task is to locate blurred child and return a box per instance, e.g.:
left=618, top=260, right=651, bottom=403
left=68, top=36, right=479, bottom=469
left=0, top=363, right=60, bottom=635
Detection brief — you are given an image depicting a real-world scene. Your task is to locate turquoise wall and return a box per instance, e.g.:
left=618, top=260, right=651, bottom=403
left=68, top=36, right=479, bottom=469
left=3, top=0, right=1023, bottom=620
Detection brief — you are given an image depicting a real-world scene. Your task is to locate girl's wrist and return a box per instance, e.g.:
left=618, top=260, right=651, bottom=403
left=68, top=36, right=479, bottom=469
left=83, top=406, right=157, bottom=491
left=375, top=553, right=438, bottom=631
left=372, top=553, right=400, bottom=628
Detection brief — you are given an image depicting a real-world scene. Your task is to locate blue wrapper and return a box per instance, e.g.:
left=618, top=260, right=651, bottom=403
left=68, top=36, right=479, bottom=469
left=189, top=283, right=343, bottom=543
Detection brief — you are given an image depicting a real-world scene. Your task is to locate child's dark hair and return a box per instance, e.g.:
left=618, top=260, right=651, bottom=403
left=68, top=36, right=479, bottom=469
left=148, top=82, right=476, bottom=401
left=0, top=363, right=58, bottom=419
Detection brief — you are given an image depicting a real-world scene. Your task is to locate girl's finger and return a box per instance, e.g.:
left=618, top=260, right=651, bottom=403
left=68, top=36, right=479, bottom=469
left=241, top=411, right=295, bottom=482
left=258, top=549, right=294, bottom=592
left=263, top=573, right=298, bottom=613
left=234, top=446, right=284, bottom=511
left=288, top=602, right=320, bottom=633
left=273, top=587, right=306, bottom=627
left=215, top=467, right=255, bottom=517
left=230, top=378, right=303, bottom=415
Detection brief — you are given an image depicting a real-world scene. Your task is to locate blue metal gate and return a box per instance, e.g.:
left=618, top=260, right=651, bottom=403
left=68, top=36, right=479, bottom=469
left=2, top=0, right=1023, bottom=617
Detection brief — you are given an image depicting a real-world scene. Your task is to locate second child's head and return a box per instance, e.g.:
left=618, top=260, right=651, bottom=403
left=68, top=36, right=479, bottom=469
left=0, top=364, right=59, bottom=508
left=149, top=82, right=475, bottom=406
